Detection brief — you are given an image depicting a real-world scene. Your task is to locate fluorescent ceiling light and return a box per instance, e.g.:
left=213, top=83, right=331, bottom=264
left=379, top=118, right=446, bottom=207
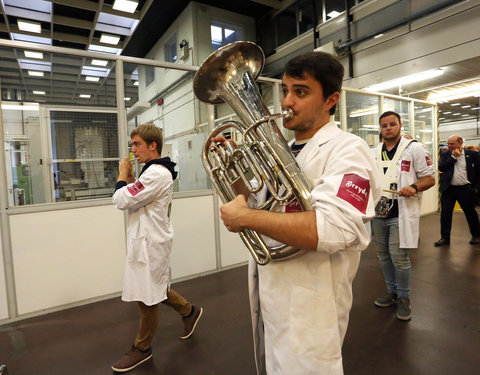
left=100, top=33, right=120, bottom=45
left=12, top=33, right=51, bottom=45
left=327, top=11, right=341, bottom=18
left=365, top=68, right=445, bottom=92
left=91, top=59, right=108, bottom=66
left=28, top=70, right=44, bottom=77
left=133, top=81, right=139, bottom=86
left=374, top=34, right=384, bottom=39
left=461, top=105, right=471, bottom=108
left=1, top=103, right=39, bottom=111
left=124, top=97, right=131, bottom=101
left=85, top=76, right=100, bottom=82
left=113, top=0, right=138, bottom=13
left=450, top=103, right=461, bottom=106
left=428, top=83, right=480, bottom=102
left=350, top=108, right=378, bottom=118
left=24, top=51, right=43, bottom=59
left=17, top=19, right=41, bottom=33
left=79, top=94, right=91, bottom=98
left=472, top=107, right=480, bottom=110
left=88, top=44, right=122, bottom=55
left=32, top=90, right=45, bottom=95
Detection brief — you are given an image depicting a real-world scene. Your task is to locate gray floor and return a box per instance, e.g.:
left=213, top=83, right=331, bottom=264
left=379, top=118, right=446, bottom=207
left=1, top=210, right=479, bottom=375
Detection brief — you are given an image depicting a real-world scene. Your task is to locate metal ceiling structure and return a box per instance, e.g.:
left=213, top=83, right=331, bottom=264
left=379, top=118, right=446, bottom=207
left=0, top=0, right=278, bottom=106
left=0, top=0, right=478, bottom=124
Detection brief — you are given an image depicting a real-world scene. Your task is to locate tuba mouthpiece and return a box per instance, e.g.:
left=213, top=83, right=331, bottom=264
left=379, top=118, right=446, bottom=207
left=282, top=108, right=294, bottom=120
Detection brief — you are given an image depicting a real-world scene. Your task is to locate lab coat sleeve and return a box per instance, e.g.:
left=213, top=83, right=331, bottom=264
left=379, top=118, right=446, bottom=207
left=112, top=166, right=170, bottom=211
left=410, top=142, right=436, bottom=180
left=310, top=138, right=381, bottom=254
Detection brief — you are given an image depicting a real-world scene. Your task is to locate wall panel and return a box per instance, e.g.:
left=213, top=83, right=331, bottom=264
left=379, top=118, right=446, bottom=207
left=10, top=205, right=125, bottom=315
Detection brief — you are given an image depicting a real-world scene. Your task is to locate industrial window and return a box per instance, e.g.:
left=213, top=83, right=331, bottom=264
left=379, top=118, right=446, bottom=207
left=164, top=32, right=178, bottom=63
left=210, top=22, right=242, bottom=51
left=145, top=65, right=154, bottom=86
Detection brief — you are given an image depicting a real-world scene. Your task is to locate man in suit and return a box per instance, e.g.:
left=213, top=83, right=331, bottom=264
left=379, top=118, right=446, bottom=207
left=435, top=134, right=480, bottom=246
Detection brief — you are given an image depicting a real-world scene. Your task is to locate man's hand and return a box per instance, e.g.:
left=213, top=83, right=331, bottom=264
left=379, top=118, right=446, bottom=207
left=398, top=186, right=417, bottom=197
left=118, top=157, right=135, bottom=183
left=219, top=194, right=249, bottom=232
left=452, top=148, right=461, bottom=158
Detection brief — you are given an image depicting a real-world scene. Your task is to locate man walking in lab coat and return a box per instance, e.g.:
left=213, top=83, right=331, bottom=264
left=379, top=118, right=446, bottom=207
left=219, top=52, right=382, bottom=374
left=372, top=111, right=435, bottom=321
left=112, top=124, right=202, bottom=372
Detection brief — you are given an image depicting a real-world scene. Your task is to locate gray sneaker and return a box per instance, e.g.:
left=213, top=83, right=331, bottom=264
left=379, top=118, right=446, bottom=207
left=374, top=292, right=398, bottom=307
left=396, top=298, right=412, bottom=321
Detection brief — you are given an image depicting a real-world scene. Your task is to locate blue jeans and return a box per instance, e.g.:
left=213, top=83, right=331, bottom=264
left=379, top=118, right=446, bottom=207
left=371, top=217, right=411, bottom=299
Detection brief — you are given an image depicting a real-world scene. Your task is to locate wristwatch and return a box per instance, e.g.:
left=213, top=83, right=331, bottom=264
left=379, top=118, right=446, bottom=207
left=410, top=184, right=418, bottom=192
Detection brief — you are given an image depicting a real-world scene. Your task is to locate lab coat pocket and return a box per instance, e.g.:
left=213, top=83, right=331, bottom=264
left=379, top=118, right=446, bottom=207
left=290, top=285, right=341, bottom=361
left=127, top=237, right=148, bottom=265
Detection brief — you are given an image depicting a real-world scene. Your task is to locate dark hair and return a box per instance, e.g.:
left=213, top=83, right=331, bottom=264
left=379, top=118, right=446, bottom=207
left=379, top=111, right=401, bottom=124
left=131, top=123, right=163, bottom=154
left=284, top=52, right=344, bottom=115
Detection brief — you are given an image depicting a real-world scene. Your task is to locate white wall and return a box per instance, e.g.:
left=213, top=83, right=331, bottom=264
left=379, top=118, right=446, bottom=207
left=344, top=1, right=480, bottom=89
left=9, top=205, right=126, bottom=315
left=0, top=225, right=8, bottom=320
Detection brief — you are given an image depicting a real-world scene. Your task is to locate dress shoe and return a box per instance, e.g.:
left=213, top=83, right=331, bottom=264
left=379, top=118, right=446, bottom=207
left=434, top=238, right=450, bottom=247
left=469, top=237, right=480, bottom=244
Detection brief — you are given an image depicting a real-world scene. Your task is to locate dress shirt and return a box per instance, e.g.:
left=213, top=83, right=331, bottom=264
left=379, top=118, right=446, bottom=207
left=451, top=151, right=470, bottom=186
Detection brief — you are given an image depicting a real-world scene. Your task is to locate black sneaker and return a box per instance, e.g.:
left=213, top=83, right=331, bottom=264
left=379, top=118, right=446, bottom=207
left=374, top=292, right=398, bottom=307
left=396, top=298, right=412, bottom=321
left=111, top=345, right=152, bottom=372
left=434, top=238, right=450, bottom=246
left=179, top=305, right=203, bottom=339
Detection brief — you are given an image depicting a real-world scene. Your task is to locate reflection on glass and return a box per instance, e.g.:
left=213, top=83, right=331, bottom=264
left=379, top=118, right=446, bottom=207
left=383, top=98, right=410, bottom=134
left=414, top=104, right=434, bottom=156
left=346, top=92, right=379, bottom=147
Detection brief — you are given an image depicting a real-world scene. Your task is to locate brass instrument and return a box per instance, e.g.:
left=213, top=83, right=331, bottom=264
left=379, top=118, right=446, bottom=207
left=193, top=41, right=312, bottom=265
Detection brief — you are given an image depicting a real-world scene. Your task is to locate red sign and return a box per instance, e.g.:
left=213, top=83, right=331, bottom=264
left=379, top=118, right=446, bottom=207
left=336, top=173, right=370, bottom=214
left=401, top=160, right=411, bottom=172
left=127, top=180, right=145, bottom=196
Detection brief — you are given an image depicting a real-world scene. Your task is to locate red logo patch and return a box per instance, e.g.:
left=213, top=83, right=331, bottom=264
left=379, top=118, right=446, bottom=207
left=401, top=160, right=411, bottom=172
left=336, top=173, right=370, bottom=214
left=425, top=155, right=432, bottom=166
left=127, top=180, right=145, bottom=196
left=285, top=197, right=302, bottom=213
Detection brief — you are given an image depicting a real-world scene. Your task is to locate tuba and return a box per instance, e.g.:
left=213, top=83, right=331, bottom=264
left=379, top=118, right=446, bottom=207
left=193, top=41, right=312, bottom=265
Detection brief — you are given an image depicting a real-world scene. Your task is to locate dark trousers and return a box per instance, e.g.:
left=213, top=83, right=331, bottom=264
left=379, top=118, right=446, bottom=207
left=440, top=184, right=480, bottom=240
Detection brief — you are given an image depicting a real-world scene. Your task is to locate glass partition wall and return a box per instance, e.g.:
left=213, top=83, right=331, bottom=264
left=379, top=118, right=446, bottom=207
left=1, top=39, right=436, bottom=209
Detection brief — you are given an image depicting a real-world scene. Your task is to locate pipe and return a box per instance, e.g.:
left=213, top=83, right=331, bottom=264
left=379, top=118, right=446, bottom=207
left=337, top=0, right=466, bottom=52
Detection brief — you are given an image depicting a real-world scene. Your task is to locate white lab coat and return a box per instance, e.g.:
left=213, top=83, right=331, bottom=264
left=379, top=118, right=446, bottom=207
left=375, top=137, right=436, bottom=248
left=249, top=120, right=382, bottom=375
left=112, top=164, right=174, bottom=306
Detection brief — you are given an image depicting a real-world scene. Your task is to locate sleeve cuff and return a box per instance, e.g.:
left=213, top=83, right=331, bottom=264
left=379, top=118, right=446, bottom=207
left=115, top=181, right=127, bottom=191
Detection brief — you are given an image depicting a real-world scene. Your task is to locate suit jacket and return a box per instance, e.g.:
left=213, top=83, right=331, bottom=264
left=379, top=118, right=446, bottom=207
left=438, top=149, right=480, bottom=193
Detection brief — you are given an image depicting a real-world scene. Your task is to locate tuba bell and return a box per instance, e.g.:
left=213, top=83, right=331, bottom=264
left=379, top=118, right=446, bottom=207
left=193, top=41, right=312, bottom=265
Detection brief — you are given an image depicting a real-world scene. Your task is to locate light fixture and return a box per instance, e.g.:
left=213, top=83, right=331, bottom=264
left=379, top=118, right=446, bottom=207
left=327, top=11, right=341, bottom=19
left=33, top=91, right=46, bottom=95
left=450, top=103, right=461, bottom=106
left=79, top=94, right=91, bottom=98
left=18, top=19, right=41, bottom=33
left=85, top=76, right=100, bottom=82
left=1, top=103, right=39, bottom=111
left=25, top=51, right=43, bottom=59
left=374, top=34, right=384, bottom=39
left=349, top=107, right=378, bottom=118
left=133, top=81, right=139, bottom=86
left=91, top=59, right=108, bottom=66
left=100, top=33, right=120, bottom=45
left=428, top=83, right=480, bottom=102
left=124, top=97, right=131, bottom=101
left=365, top=68, right=445, bottom=92
left=113, top=0, right=139, bottom=13
left=28, top=70, right=44, bottom=77
left=461, top=105, right=471, bottom=108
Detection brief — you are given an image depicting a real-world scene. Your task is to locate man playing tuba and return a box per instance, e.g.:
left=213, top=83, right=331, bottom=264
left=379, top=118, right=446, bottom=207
left=219, top=50, right=382, bottom=374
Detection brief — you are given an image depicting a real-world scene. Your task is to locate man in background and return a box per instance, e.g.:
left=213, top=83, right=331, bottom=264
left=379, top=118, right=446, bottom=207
left=435, top=134, right=480, bottom=246
left=372, top=111, right=435, bottom=321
